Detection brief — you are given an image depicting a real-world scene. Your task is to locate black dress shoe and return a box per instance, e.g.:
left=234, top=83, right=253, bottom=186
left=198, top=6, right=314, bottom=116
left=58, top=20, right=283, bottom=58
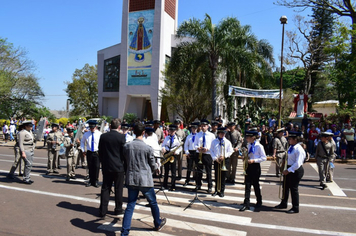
left=219, top=192, right=224, bottom=198
left=70, top=176, right=76, bottom=179
left=66, top=177, right=70, bottom=181
left=183, top=182, right=188, bottom=187
left=274, top=203, right=287, bottom=209
left=195, top=185, right=201, bottom=191
left=53, top=170, right=59, bottom=174
left=169, top=187, right=175, bottom=191
left=114, top=209, right=125, bottom=215
left=255, top=202, right=262, bottom=208
left=239, top=205, right=250, bottom=212
left=212, top=191, right=218, bottom=197
left=86, top=182, right=92, bottom=187
left=286, top=208, right=299, bottom=214
left=207, top=188, right=212, bottom=193
left=94, top=182, right=101, bottom=188
left=84, top=175, right=89, bottom=180
left=176, top=176, right=181, bottom=180
left=58, top=166, right=62, bottom=170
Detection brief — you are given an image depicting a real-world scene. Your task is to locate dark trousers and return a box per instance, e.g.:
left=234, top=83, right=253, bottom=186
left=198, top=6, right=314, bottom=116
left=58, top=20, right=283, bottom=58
left=99, top=171, right=124, bottom=216
left=214, top=158, right=230, bottom=193
left=281, top=165, right=304, bottom=210
left=87, top=151, right=100, bottom=185
left=185, top=151, right=196, bottom=183
left=244, top=163, right=262, bottom=206
left=163, top=156, right=177, bottom=188
left=195, top=153, right=212, bottom=189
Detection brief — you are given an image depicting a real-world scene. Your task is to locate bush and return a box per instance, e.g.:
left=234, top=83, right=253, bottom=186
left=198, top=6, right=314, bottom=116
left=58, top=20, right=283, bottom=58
left=57, top=118, right=69, bottom=126
left=123, top=113, right=137, bottom=124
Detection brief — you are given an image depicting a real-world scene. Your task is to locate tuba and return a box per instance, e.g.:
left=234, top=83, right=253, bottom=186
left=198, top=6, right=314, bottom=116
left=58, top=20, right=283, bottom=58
left=162, top=142, right=183, bottom=165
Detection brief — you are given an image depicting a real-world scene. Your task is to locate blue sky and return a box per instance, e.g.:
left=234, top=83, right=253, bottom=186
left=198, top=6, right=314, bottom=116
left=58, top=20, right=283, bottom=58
left=0, top=0, right=310, bottom=111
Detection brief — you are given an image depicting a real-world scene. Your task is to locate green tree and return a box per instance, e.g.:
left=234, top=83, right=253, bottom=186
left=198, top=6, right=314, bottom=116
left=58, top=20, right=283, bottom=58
left=325, top=21, right=356, bottom=108
left=0, top=38, right=44, bottom=119
left=163, top=44, right=212, bottom=123
left=273, top=67, right=305, bottom=91
left=275, top=0, right=356, bottom=54
left=176, top=14, right=274, bottom=120
left=65, top=64, right=99, bottom=117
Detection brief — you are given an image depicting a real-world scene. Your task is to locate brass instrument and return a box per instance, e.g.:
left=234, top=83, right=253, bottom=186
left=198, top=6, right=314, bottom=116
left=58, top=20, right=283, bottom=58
left=242, top=147, right=249, bottom=175
left=198, top=145, right=203, bottom=164
left=162, top=142, right=183, bottom=165
left=279, top=151, right=288, bottom=200
left=217, top=142, right=228, bottom=193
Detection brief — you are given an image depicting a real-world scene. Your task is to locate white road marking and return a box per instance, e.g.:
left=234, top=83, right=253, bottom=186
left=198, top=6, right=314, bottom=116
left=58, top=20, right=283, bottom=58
left=1, top=184, right=355, bottom=236
left=310, top=163, right=347, bottom=197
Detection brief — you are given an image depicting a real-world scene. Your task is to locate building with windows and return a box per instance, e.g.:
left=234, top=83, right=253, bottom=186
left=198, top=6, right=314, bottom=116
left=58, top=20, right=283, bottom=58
left=97, top=0, right=179, bottom=120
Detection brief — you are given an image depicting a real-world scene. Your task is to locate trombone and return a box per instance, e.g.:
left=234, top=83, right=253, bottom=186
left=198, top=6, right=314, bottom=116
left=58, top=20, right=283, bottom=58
left=217, top=142, right=228, bottom=193
left=279, top=151, right=288, bottom=200
left=242, top=147, right=248, bottom=175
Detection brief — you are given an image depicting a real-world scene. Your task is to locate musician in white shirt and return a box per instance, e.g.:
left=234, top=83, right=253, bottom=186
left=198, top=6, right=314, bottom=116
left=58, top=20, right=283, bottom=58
left=240, top=130, right=266, bottom=212
left=183, top=122, right=199, bottom=186
left=194, top=119, right=216, bottom=193
left=161, top=125, right=182, bottom=191
left=210, top=127, right=233, bottom=197
left=275, top=131, right=305, bottom=214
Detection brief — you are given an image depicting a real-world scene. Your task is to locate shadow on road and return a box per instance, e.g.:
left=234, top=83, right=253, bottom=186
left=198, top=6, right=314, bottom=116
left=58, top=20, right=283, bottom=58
left=58, top=201, right=119, bottom=235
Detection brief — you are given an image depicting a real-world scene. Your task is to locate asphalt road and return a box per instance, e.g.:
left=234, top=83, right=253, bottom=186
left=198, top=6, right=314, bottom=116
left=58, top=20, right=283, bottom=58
left=0, top=143, right=356, bottom=236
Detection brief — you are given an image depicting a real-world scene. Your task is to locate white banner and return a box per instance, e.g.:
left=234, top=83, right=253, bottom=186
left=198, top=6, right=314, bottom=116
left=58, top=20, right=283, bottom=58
left=228, top=85, right=282, bottom=99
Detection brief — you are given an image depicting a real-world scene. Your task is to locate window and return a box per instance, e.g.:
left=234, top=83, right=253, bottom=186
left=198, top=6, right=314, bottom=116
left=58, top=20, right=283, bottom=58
left=103, top=56, right=120, bottom=92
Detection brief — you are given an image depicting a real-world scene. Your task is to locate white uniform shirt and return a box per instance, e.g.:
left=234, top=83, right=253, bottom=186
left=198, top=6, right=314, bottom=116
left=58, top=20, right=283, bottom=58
left=162, top=134, right=182, bottom=155
left=144, top=135, right=161, bottom=157
left=125, top=133, right=134, bottom=143
left=287, top=143, right=305, bottom=173
left=194, top=131, right=215, bottom=155
left=80, top=129, right=101, bottom=152
left=184, top=132, right=198, bottom=154
left=210, top=137, right=234, bottom=161
left=247, top=141, right=267, bottom=163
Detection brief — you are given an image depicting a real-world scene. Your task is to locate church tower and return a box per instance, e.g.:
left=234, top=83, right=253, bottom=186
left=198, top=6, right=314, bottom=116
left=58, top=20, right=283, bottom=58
left=97, top=0, right=178, bottom=120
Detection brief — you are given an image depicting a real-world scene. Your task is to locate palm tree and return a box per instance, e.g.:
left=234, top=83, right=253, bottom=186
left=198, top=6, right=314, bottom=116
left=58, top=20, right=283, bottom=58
left=176, top=14, right=274, bottom=119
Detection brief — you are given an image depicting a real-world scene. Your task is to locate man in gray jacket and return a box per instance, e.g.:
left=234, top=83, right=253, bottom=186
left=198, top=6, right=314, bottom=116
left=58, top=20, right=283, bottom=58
left=121, top=122, right=166, bottom=236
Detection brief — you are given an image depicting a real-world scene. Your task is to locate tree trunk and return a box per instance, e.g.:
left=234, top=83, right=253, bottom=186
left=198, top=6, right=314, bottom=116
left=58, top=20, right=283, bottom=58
left=211, top=68, right=217, bottom=119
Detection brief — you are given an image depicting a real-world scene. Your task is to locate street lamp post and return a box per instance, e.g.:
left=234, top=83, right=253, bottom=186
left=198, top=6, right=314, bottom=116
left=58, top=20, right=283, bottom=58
left=278, top=16, right=287, bottom=129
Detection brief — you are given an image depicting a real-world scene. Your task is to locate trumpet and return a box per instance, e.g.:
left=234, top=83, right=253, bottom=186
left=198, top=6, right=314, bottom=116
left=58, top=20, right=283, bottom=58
left=242, top=147, right=249, bottom=175
left=279, top=151, right=288, bottom=200
left=198, top=145, right=203, bottom=164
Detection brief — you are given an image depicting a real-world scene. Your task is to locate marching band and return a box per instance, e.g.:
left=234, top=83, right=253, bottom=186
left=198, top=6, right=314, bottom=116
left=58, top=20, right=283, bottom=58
left=7, top=117, right=309, bottom=215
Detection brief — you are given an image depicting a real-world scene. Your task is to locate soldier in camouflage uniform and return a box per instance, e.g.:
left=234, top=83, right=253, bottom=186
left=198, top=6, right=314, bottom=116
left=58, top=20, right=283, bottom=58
left=46, top=123, right=63, bottom=174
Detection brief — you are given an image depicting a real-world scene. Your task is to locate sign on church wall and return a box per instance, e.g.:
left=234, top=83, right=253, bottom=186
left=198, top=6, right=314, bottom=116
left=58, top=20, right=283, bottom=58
left=127, top=9, right=154, bottom=85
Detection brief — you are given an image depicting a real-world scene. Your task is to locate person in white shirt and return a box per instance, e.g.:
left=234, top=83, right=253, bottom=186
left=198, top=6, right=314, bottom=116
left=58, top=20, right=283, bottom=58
left=194, top=119, right=216, bottom=193
left=161, top=124, right=182, bottom=191
left=144, top=127, right=162, bottom=171
left=121, top=124, right=134, bottom=143
left=275, top=131, right=305, bottom=214
left=81, top=120, right=102, bottom=187
left=240, top=130, right=267, bottom=212
left=183, top=122, right=199, bottom=186
left=9, top=123, right=16, bottom=141
left=210, top=127, right=233, bottom=198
